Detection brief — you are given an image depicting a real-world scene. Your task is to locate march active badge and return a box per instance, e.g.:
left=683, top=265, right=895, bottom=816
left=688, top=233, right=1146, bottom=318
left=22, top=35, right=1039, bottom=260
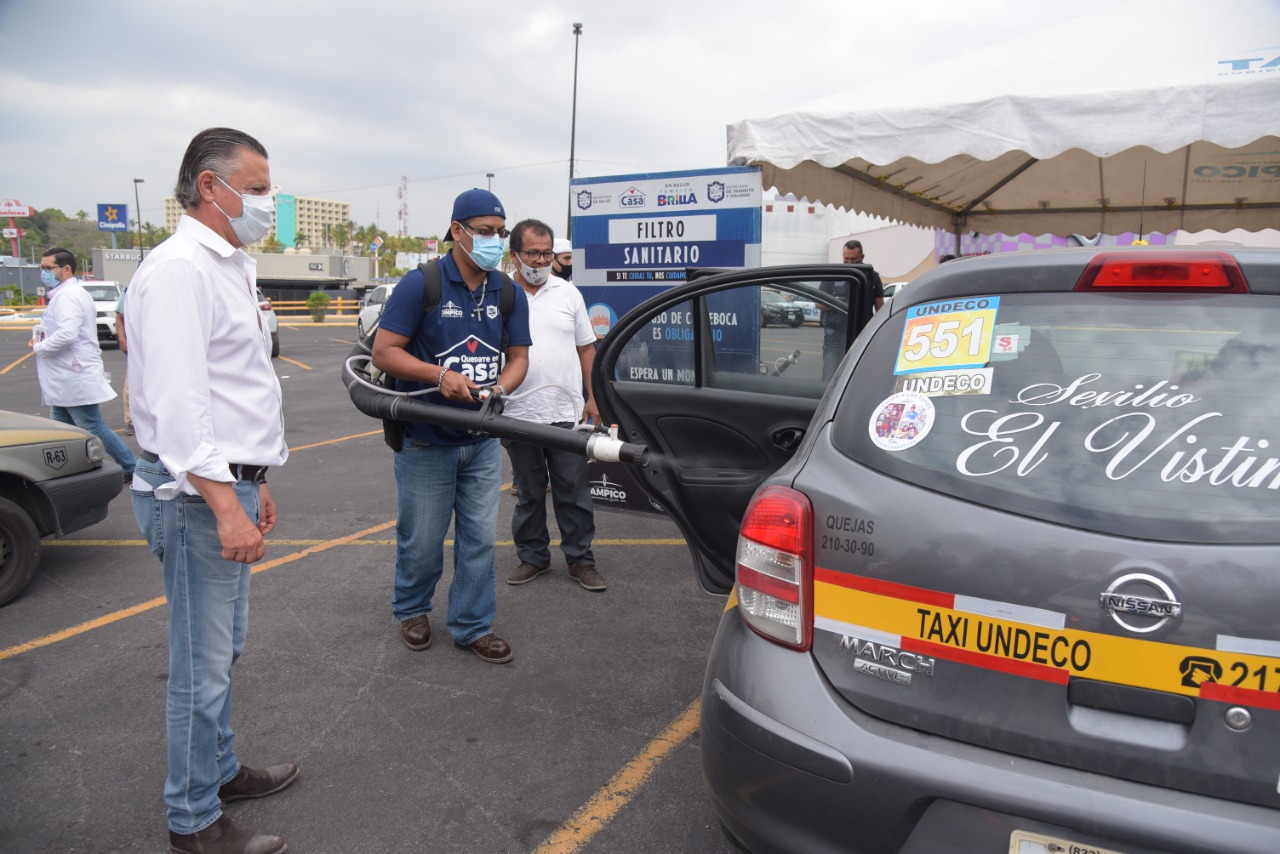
left=869, top=391, right=934, bottom=452
left=895, top=296, right=1000, bottom=375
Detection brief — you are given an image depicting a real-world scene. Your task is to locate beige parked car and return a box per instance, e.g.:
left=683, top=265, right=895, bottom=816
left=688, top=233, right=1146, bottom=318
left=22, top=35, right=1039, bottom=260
left=0, top=411, right=123, bottom=606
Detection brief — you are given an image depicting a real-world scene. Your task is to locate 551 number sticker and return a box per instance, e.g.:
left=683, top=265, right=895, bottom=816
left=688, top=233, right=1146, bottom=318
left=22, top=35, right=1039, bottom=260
left=895, top=296, right=1000, bottom=375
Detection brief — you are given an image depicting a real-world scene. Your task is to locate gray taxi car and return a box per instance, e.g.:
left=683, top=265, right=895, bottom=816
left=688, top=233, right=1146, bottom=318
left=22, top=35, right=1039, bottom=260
left=594, top=249, right=1280, bottom=853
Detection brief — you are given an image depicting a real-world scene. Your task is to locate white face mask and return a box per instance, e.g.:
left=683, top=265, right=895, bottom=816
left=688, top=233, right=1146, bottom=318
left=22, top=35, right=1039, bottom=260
left=213, top=175, right=275, bottom=245
left=518, top=257, right=551, bottom=287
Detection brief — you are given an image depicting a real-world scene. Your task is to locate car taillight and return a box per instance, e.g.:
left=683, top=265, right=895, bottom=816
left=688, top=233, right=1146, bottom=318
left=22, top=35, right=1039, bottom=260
left=1076, top=251, right=1249, bottom=293
left=735, top=485, right=813, bottom=651
left=259, top=301, right=272, bottom=310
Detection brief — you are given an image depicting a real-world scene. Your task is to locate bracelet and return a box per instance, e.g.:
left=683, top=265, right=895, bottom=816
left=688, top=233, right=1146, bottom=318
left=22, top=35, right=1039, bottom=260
left=438, top=367, right=450, bottom=389
left=493, top=383, right=507, bottom=396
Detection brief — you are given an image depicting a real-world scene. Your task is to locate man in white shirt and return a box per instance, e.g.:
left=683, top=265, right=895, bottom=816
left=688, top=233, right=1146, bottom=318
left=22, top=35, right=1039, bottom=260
left=126, top=127, right=295, bottom=854
left=29, top=248, right=135, bottom=477
left=501, top=219, right=605, bottom=591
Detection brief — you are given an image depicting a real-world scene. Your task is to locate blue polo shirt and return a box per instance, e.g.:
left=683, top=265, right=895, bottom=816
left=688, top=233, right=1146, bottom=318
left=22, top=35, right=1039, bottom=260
left=379, top=253, right=531, bottom=445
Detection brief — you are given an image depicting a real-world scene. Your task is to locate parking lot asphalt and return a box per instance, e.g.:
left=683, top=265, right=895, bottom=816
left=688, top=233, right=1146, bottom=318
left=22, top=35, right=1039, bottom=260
left=0, top=320, right=740, bottom=853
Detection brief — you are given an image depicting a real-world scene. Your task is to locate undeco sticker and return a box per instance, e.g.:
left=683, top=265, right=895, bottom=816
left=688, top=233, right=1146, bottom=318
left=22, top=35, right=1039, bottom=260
left=869, top=391, right=934, bottom=452
left=895, top=296, right=1001, bottom=375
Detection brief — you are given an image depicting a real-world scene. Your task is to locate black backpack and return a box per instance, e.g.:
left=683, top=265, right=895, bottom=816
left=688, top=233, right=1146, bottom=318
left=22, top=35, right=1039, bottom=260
left=361, top=259, right=517, bottom=450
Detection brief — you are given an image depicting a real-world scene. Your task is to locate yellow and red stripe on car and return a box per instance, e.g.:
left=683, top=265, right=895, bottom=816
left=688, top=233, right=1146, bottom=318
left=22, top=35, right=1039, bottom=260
left=813, top=568, right=1280, bottom=711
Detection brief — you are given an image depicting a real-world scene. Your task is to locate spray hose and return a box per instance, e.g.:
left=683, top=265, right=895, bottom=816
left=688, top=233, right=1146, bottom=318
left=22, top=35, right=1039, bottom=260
left=341, top=343, right=649, bottom=466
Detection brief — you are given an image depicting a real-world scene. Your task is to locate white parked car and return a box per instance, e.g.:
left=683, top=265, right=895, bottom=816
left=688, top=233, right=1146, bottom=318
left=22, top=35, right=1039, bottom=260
left=255, top=288, right=280, bottom=358
left=82, top=281, right=122, bottom=346
left=357, top=283, right=397, bottom=339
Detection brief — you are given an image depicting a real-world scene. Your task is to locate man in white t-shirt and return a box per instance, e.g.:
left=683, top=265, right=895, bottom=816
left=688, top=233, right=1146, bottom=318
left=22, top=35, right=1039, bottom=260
left=501, top=219, right=605, bottom=591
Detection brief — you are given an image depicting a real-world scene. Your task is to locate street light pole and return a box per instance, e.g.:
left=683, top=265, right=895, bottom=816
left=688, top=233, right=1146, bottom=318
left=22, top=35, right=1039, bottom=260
left=132, top=178, right=145, bottom=266
left=486, top=172, right=494, bottom=191
left=567, top=22, right=582, bottom=242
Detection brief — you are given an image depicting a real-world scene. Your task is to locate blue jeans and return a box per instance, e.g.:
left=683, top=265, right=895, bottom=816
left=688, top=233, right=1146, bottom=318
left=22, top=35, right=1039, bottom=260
left=392, top=437, right=500, bottom=644
left=132, top=457, right=259, bottom=835
left=51, top=403, right=135, bottom=477
left=503, top=426, right=596, bottom=568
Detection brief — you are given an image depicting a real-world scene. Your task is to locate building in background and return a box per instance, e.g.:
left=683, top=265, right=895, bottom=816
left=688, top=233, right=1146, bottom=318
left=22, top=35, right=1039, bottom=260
left=164, top=191, right=351, bottom=252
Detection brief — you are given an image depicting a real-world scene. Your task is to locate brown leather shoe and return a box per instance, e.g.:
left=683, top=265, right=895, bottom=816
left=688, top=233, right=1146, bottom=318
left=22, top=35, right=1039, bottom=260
left=455, top=633, right=513, bottom=663
left=568, top=563, right=607, bottom=591
left=218, top=763, right=300, bottom=803
left=400, top=614, right=432, bottom=650
left=168, top=813, right=286, bottom=854
left=507, top=561, right=549, bottom=585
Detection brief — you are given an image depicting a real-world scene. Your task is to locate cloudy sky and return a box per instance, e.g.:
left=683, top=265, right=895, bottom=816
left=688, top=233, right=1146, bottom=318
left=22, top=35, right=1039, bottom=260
left=0, top=0, right=1121, bottom=243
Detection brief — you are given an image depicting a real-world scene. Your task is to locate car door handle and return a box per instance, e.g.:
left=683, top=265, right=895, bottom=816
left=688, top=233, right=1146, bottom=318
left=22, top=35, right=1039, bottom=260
left=772, top=427, right=806, bottom=452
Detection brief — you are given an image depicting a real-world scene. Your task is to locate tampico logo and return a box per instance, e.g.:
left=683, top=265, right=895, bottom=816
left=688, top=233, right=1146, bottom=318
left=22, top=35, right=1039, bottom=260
left=707, top=181, right=725, bottom=203
left=590, top=473, right=628, bottom=503
left=441, top=300, right=464, bottom=319
left=620, top=187, right=646, bottom=208
left=576, top=190, right=594, bottom=210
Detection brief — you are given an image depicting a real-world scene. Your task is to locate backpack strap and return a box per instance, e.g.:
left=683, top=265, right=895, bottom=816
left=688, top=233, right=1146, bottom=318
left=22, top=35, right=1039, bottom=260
left=415, top=260, right=514, bottom=319
left=417, top=260, right=442, bottom=315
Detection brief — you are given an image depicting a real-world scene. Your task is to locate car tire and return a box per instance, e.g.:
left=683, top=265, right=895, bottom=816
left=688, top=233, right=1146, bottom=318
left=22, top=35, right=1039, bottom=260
left=0, top=496, right=41, bottom=607
left=789, top=316, right=803, bottom=327
left=718, top=821, right=750, bottom=852
left=271, top=333, right=280, bottom=359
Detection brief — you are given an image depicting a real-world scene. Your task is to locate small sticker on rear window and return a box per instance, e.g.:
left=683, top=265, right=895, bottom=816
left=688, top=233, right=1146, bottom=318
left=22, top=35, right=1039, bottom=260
left=869, top=391, right=934, bottom=451
left=896, top=296, right=1001, bottom=374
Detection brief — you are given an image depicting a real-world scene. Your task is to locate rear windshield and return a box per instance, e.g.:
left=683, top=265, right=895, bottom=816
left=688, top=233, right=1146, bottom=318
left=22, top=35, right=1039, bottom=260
left=834, top=292, right=1280, bottom=544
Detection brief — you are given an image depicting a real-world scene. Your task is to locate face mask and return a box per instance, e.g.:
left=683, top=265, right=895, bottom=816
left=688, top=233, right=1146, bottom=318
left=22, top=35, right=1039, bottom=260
left=558, top=262, right=573, bottom=279
left=518, top=258, right=550, bottom=287
left=40, top=269, right=59, bottom=288
left=465, top=232, right=505, bottom=272
left=213, top=175, right=275, bottom=245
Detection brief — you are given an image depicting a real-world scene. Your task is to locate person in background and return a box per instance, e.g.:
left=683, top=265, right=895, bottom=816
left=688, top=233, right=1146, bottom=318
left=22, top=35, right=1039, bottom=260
left=127, top=127, right=295, bottom=854
left=29, top=248, right=135, bottom=478
left=501, top=219, right=604, bottom=592
left=372, top=188, right=532, bottom=664
left=821, top=239, right=886, bottom=381
left=114, top=287, right=133, bottom=435
left=551, top=237, right=574, bottom=282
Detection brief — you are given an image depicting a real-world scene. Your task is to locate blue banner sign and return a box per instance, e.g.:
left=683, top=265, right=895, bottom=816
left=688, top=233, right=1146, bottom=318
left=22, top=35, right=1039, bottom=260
left=97, top=203, right=128, bottom=232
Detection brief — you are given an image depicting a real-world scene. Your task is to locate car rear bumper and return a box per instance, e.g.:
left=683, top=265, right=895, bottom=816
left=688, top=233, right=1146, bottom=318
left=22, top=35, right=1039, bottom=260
left=702, top=608, right=1279, bottom=854
left=34, top=460, right=124, bottom=536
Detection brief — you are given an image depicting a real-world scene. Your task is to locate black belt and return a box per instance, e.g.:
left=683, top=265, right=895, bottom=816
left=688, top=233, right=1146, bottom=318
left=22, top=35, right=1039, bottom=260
left=139, top=451, right=268, bottom=484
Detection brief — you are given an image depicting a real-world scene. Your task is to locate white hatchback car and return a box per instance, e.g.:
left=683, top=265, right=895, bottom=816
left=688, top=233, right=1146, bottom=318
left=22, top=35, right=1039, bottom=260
left=357, top=283, right=396, bottom=339
left=82, top=281, right=122, bottom=347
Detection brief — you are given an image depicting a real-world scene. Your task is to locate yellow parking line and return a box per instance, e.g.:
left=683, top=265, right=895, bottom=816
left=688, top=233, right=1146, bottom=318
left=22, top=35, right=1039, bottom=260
left=290, top=430, right=382, bottom=451
left=49, top=536, right=686, bottom=548
left=277, top=355, right=312, bottom=370
left=0, top=519, right=394, bottom=662
left=1, top=350, right=34, bottom=374
left=533, top=699, right=702, bottom=854
left=4, top=531, right=687, bottom=657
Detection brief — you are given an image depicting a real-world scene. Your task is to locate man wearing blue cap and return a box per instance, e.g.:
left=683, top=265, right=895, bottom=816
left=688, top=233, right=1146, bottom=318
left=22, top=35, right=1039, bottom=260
left=372, top=188, right=531, bottom=664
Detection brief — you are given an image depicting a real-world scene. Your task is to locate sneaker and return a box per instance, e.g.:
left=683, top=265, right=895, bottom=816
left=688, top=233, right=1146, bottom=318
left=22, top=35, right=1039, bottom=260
left=508, top=561, right=550, bottom=585
left=568, top=563, right=607, bottom=592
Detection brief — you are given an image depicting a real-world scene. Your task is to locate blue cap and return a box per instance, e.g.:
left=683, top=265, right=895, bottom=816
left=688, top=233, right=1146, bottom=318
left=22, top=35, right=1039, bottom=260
left=450, top=188, right=506, bottom=225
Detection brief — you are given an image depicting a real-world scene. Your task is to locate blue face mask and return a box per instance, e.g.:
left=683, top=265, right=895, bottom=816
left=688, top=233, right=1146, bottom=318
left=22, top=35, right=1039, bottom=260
left=40, top=268, right=59, bottom=288
left=464, top=229, right=505, bottom=272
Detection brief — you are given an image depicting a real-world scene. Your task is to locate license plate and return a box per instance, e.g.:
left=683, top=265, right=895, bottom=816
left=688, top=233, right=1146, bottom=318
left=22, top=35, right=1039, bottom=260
left=1010, top=829, right=1128, bottom=854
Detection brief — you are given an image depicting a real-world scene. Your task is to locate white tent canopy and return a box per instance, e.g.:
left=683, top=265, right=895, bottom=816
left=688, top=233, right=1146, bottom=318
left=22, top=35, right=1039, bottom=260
left=728, top=0, right=1280, bottom=239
